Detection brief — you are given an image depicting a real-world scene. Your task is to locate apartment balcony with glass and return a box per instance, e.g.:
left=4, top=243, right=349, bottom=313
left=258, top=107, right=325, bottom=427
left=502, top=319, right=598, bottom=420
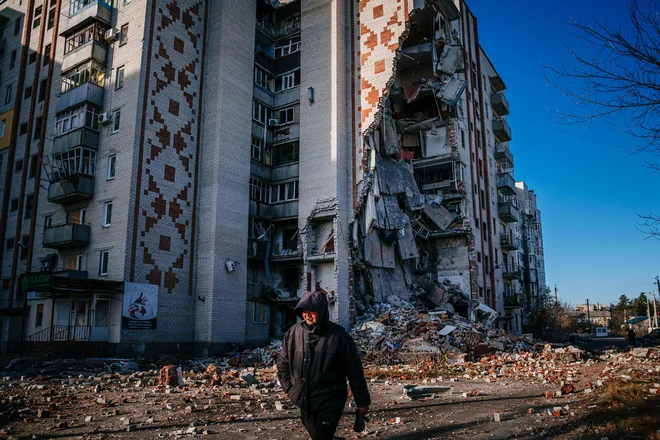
left=64, top=0, right=111, bottom=36
left=500, top=232, right=521, bottom=251
left=56, top=61, right=105, bottom=113
left=46, top=147, right=96, bottom=205
left=53, top=105, right=101, bottom=154
left=62, top=23, right=108, bottom=72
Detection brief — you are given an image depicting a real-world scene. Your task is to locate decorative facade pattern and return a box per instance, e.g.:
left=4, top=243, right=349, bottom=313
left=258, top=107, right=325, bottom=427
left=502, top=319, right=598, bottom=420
left=358, top=0, right=411, bottom=133
left=131, top=0, right=206, bottom=295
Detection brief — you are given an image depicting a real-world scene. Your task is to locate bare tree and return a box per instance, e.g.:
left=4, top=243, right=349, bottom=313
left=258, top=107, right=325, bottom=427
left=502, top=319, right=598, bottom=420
left=545, top=0, right=660, bottom=238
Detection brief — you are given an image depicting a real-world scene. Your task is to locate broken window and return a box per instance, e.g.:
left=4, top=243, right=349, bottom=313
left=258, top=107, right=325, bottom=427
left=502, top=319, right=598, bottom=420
left=271, top=181, right=298, bottom=203
left=271, top=142, right=298, bottom=166
left=282, top=228, right=297, bottom=251
left=249, top=177, right=270, bottom=203
left=278, top=107, right=295, bottom=124
left=251, top=136, right=264, bottom=162
left=274, top=36, right=300, bottom=58
left=252, top=302, right=267, bottom=323
left=275, top=70, right=300, bottom=92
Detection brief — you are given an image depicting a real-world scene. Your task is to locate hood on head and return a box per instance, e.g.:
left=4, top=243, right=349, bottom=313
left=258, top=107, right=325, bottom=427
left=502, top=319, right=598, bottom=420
left=294, top=291, right=330, bottom=327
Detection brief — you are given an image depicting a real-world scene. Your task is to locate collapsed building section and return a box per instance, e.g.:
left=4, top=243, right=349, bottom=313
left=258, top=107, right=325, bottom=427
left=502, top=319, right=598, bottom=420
left=353, top=0, right=498, bottom=326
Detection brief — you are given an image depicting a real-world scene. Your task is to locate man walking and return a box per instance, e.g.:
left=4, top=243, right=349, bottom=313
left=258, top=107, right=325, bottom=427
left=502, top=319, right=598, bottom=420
left=277, top=291, right=371, bottom=440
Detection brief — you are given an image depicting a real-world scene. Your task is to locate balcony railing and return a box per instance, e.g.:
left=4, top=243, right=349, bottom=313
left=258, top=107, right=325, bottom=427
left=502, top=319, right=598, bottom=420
left=48, top=174, right=95, bottom=205
left=498, top=202, right=519, bottom=223
left=256, top=17, right=301, bottom=39
left=500, top=233, right=520, bottom=251
left=272, top=200, right=299, bottom=220
left=502, top=266, right=523, bottom=280
left=53, top=127, right=99, bottom=155
left=56, top=82, right=104, bottom=113
left=496, top=171, right=516, bottom=195
left=43, top=223, right=91, bottom=249
left=492, top=118, right=512, bottom=143
left=490, top=92, right=510, bottom=116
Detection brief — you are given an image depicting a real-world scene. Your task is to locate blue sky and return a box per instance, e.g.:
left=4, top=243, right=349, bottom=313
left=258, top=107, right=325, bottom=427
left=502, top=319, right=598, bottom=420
left=468, top=0, right=660, bottom=305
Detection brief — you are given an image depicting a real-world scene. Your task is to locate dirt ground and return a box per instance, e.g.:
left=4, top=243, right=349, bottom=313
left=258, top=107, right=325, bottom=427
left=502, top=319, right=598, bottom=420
left=1, top=349, right=659, bottom=440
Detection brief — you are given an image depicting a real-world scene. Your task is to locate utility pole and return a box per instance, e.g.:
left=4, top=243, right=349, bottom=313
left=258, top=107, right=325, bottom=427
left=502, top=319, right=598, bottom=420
left=554, top=285, right=558, bottom=303
left=586, top=298, right=590, bottom=328
left=655, top=276, right=660, bottom=328
left=646, top=293, right=652, bottom=332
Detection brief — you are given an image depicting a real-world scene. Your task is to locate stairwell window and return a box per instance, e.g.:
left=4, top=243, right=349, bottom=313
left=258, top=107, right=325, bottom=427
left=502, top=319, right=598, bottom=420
left=119, top=23, right=128, bottom=46
left=5, top=84, right=12, bottom=105
left=250, top=137, right=263, bottom=163
left=107, top=155, right=116, bottom=180
left=275, top=70, right=300, bottom=92
left=112, top=109, right=121, bottom=133
left=99, top=250, right=109, bottom=276
left=271, top=181, right=298, bottom=203
left=103, top=202, right=112, bottom=227
left=115, top=66, right=125, bottom=90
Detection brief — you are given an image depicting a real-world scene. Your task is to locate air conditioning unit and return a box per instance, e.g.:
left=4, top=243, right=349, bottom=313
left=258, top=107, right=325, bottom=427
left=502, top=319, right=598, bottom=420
left=98, top=112, right=113, bottom=124
left=105, top=29, right=119, bottom=42
left=268, top=118, right=280, bottom=126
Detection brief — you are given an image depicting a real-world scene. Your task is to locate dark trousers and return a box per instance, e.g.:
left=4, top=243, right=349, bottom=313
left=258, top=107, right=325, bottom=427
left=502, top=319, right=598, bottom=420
left=300, top=409, right=343, bottom=440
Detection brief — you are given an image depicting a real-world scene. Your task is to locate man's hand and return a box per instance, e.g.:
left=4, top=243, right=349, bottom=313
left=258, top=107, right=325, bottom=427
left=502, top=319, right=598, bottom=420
left=356, top=406, right=369, bottom=416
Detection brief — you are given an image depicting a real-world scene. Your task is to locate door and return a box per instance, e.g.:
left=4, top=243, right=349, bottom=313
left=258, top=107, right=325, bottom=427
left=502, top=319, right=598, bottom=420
left=71, top=300, right=90, bottom=340
left=55, top=301, right=70, bottom=340
left=91, top=298, right=110, bottom=341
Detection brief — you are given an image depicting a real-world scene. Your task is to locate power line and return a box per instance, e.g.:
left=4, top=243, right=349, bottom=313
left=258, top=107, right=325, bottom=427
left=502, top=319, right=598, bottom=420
left=507, top=115, right=636, bottom=152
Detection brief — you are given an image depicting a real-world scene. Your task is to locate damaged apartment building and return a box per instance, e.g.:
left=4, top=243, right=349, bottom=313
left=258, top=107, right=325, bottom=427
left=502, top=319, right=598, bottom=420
left=0, top=0, right=547, bottom=354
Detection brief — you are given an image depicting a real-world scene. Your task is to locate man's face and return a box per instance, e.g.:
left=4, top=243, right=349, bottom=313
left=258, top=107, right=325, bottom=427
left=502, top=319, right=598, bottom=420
left=302, top=309, right=318, bottom=326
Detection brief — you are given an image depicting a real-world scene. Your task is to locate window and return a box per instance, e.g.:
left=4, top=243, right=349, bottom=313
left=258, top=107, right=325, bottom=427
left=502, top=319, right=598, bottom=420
left=44, top=215, right=52, bottom=230
left=107, top=155, right=116, bottom=179
left=1, top=279, right=9, bottom=290
left=15, top=159, right=23, bottom=172
left=271, top=142, right=299, bottom=166
left=478, top=286, right=483, bottom=297
left=47, top=8, right=55, bottom=29
left=477, top=251, right=481, bottom=263
left=6, top=238, right=14, bottom=250
left=38, top=79, right=47, bottom=102
left=249, top=177, right=270, bottom=203
left=0, top=119, right=5, bottom=138
left=33, top=16, right=41, bottom=29
left=68, top=208, right=86, bottom=224
left=99, top=250, right=109, bottom=275
left=5, top=84, right=13, bottom=105
left=29, top=155, right=38, bottom=178
left=69, top=0, right=111, bottom=16
left=254, top=66, right=272, bottom=91
left=65, top=254, right=83, bottom=270
left=485, top=255, right=490, bottom=274
left=103, top=202, right=112, bottom=226
left=119, top=23, right=128, bottom=45
left=64, top=23, right=106, bottom=54
left=55, top=105, right=101, bottom=136
left=480, top=189, right=485, bottom=210
left=61, top=61, right=105, bottom=93
left=271, top=181, right=298, bottom=203
left=43, top=44, right=52, bottom=66
left=275, top=70, right=300, bottom=92
left=9, top=50, right=16, bottom=69
left=19, top=236, right=29, bottom=260
left=115, top=66, right=125, bottom=89
left=24, top=86, right=33, bottom=100
left=252, top=100, right=270, bottom=124
left=10, top=198, right=18, bottom=212
left=35, top=304, right=44, bottom=327
left=274, top=36, right=300, bottom=58
left=24, top=194, right=34, bottom=219
left=461, top=130, right=465, bottom=149
left=19, top=123, right=28, bottom=136
left=34, top=6, right=43, bottom=18
left=250, top=137, right=263, bottom=162
left=253, top=302, right=267, bottom=323
left=476, top=129, right=481, bottom=149
left=14, top=18, right=21, bottom=37
left=279, top=107, right=294, bottom=124
left=483, top=221, right=487, bottom=241
left=33, top=117, right=42, bottom=139
left=112, top=109, right=120, bottom=132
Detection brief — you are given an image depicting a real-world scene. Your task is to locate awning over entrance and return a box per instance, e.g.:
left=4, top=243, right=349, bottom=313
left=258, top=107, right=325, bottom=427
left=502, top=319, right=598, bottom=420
left=19, top=271, right=124, bottom=295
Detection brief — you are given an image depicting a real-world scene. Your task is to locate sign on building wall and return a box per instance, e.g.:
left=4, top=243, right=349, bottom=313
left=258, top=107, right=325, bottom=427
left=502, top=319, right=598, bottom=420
left=122, top=283, right=158, bottom=330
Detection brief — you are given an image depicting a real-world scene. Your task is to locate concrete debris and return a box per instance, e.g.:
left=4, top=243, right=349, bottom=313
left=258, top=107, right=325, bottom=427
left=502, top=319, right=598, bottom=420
left=403, top=385, right=451, bottom=399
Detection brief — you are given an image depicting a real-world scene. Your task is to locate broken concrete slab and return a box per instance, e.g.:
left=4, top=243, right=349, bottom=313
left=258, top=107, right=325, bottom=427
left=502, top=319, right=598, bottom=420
left=422, top=203, right=455, bottom=230
left=403, top=385, right=451, bottom=399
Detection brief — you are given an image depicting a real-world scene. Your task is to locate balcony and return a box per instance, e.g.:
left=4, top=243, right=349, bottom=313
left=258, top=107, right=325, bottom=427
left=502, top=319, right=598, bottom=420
left=272, top=200, right=298, bottom=220
left=489, top=73, right=506, bottom=93
left=256, top=17, right=301, bottom=39
left=248, top=238, right=268, bottom=259
left=56, top=82, right=104, bottom=113
left=496, top=172, right=516, bottom=195
left=272, top=124, right=300, bottom=144
left=47, top=174, right=95, bottom=205
left=498, top=202, right=519, bottom=223
left=62, top=40, right=107, bottom=72
left=492, top=119, right=512, bottom=143
left=53, top=127, right=99, bottom=155
left=63, top=0, right=112, bottom=36
left=490, top=92, right=509, bottom=116
left=502, top=266, right=523, bottom=280
left=43, top=223, right=91, bottom=249
left=504, top=294, right=523, bottom=308
left=272, top=163, right=299, bottom=182
left=500, top=233, right=520, bottom=251
left=494, top=144, right=513, bottom=167
left=274, top=87, right=300, bottom=107
left=249, top=200, right=272, bottom=219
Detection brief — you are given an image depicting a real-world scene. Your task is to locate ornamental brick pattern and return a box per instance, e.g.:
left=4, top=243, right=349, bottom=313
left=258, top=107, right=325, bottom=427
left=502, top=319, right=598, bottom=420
left=131, top=0, right=205, bottom=296
left=358, top=0, right=411, bottom=134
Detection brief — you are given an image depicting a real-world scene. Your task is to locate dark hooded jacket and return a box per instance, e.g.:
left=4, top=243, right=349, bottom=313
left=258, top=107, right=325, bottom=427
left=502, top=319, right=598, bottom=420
left=276, top=291, right=371, bottom=414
